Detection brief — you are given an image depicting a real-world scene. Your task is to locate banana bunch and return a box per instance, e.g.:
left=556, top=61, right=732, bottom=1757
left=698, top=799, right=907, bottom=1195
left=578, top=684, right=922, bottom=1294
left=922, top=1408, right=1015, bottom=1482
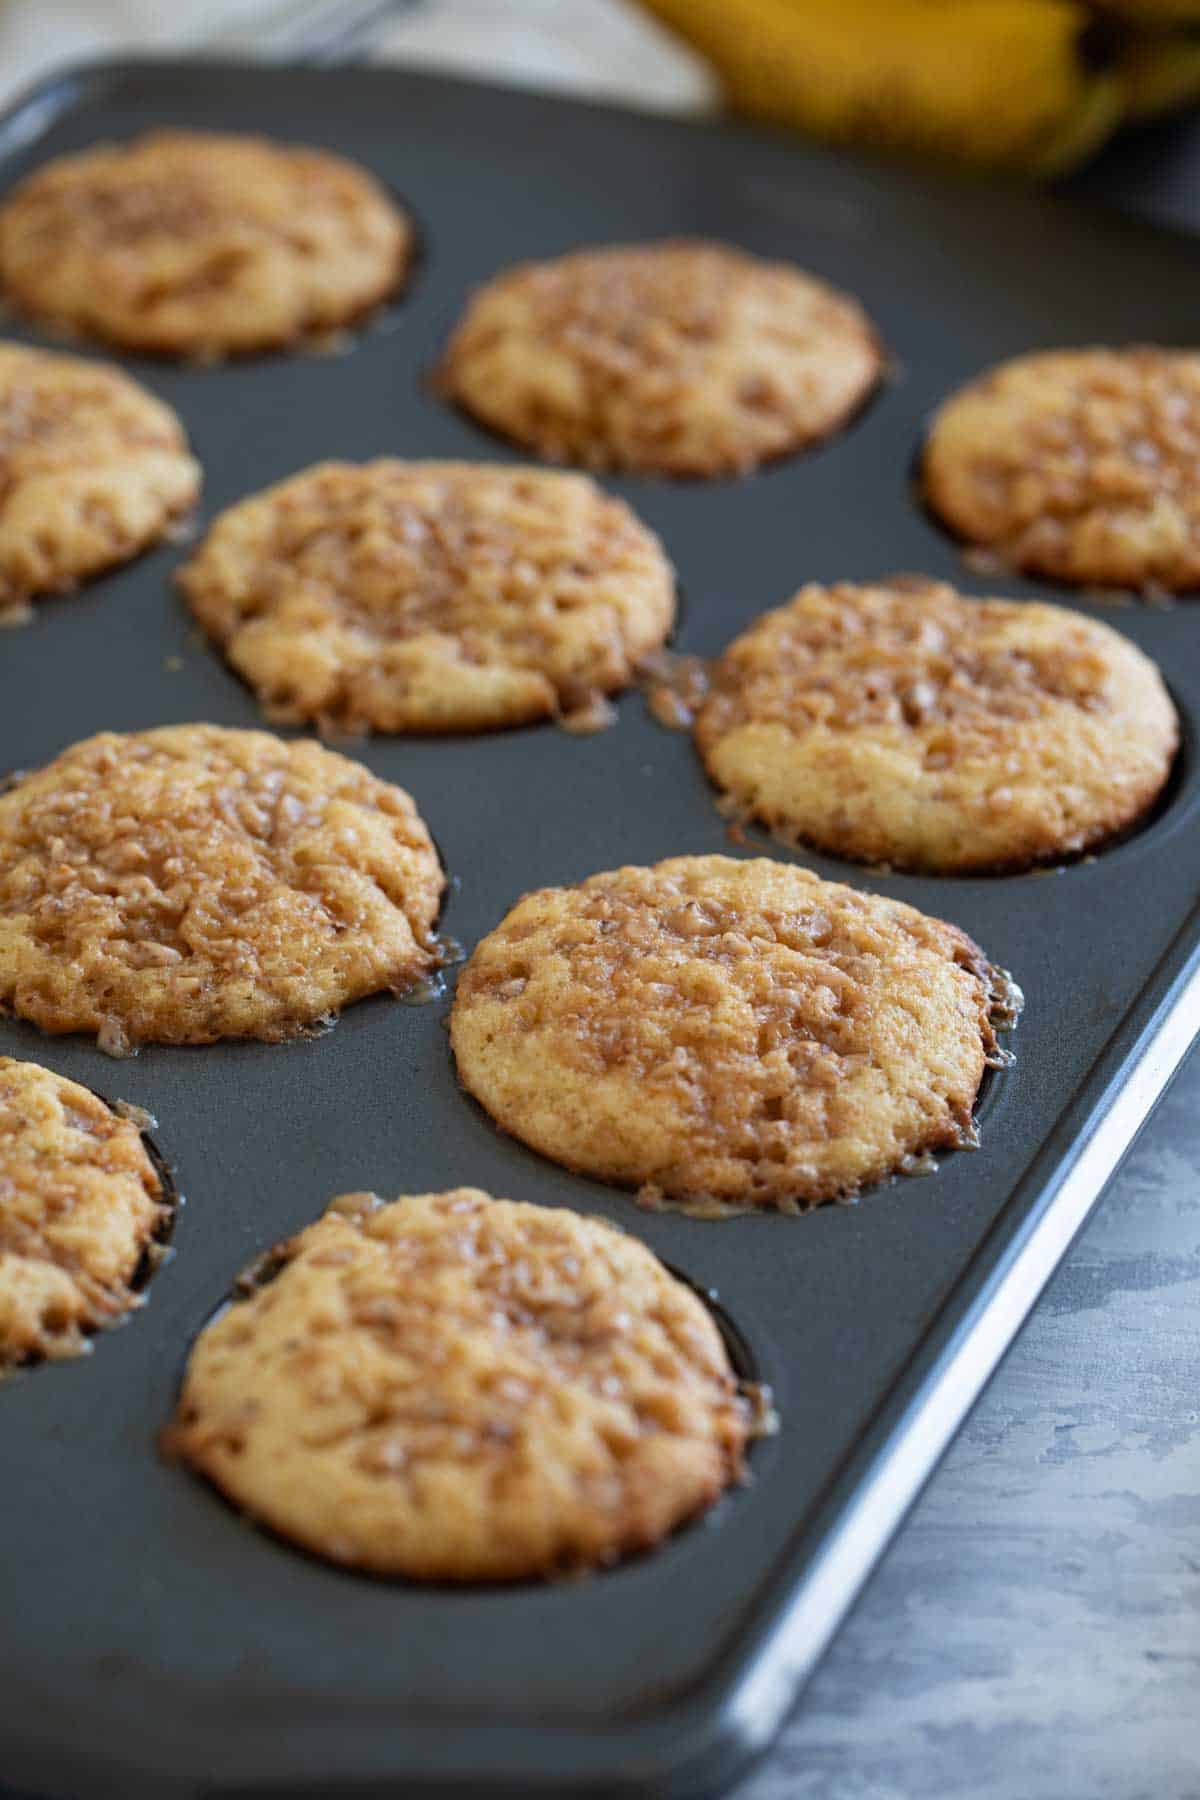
left=638, top=0, right=1200, bottom=175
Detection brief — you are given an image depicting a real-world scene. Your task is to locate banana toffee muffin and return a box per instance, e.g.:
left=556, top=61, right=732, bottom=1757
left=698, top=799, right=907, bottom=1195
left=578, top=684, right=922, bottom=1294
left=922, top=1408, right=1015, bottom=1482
left=450, top=854, right=1017, bottom=1214
left=0, top=341, right=198, bottom=619
left=439, top=240, right=882, bottom=477
left=0, top=725, right=443, bottom=1051
left=165, top=1187, right=755, bottom=1579
left=923, top=348, right=1200, bottom=593
left=178, top=460, right=676, bottom=732
left=0, top=1056, right=169, bottom=1368
left=0, top=131, right=412, bottom=357
left=695, top=577, right=1178, bottom=873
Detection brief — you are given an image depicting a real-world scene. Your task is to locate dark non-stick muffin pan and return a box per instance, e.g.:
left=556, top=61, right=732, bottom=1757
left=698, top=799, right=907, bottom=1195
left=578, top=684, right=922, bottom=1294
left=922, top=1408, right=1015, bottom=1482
left=1, top=58, right=1198, bottom=1800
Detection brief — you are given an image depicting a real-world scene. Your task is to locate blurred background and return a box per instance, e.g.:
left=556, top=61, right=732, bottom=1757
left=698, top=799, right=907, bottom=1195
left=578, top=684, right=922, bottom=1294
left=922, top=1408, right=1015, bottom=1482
left=7, top=0, right=1200, bottom=181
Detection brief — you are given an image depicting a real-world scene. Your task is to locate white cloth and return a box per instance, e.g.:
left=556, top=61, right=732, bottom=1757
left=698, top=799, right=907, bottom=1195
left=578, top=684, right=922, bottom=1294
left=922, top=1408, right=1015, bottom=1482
left=0, top=0, right=717, bottom=113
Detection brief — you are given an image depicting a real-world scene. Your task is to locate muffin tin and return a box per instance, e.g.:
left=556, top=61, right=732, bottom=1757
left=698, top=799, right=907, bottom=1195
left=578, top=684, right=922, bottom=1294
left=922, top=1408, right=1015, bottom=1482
left=1, top=57, right=1199, bottom=1800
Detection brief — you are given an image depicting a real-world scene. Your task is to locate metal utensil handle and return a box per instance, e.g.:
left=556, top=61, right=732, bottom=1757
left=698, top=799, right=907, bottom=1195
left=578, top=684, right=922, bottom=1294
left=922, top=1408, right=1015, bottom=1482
left=204, top=0, right=418, bottom=64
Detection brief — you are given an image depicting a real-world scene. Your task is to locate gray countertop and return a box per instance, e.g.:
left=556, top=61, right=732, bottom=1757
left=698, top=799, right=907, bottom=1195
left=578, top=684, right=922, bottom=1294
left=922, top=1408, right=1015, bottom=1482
left=739, top=1045, right=1200, bottom=1800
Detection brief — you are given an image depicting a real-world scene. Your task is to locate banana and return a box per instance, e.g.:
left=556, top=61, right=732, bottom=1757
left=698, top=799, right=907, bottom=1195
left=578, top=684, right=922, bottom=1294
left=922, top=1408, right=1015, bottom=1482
left=639, top=0, right=1126, bottom=173
left=1114, top=30, right=1200, bottom=114
left=1096, top=2, right=1200, bottom=20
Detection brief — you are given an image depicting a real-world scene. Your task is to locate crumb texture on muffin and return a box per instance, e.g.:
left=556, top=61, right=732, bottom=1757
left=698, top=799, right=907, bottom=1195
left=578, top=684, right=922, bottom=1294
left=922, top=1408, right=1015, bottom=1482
left=0, top=341, right=199, bottom=616
left=165, top=1186, right=751, bottom=1579
left=440, top=240, right=881, bottom=476
left=0, top=131, right=411, bottom=356
left=696, top=577, right=1178, bottom=873
left=179, top=460, right=676, bottom=732
left=451, top=854, right=1014, bottom=1212
left=0, top=725, right=443, bottom=1050
left=0, top=1055, right=167, bottom=1367
left=924, top=348, right=1200, bottom=592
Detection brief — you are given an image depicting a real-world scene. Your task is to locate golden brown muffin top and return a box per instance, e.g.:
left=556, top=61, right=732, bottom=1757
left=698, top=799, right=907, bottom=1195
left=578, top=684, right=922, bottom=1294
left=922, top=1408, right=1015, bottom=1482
left=441, top=240, right=881, bottom=476
left=695, top=578, right=1178, bottom=872
left=924, top=347, right=1200, bottom=593
left=0, top=725, right=443, bottom=1050
left=179, top=460, right=675, bottom=733
left=452, top=855, right=1014, bottom=1211
left=0, top=130, right=411, bottom=356
left=0, top=340, right=199, bottom=615
left=166, top=1187, right=753, bottom=1580
left=0, top=1056, right=168, bottom=1366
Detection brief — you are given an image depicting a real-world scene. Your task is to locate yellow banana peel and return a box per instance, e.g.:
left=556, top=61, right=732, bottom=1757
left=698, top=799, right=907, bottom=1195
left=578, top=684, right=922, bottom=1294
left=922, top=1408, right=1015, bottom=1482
left=639, top=0, right=1200, bottom=174
left=1119, top=31, right=1200, bottom=114
left=1096, top=1, right=1200, bottom=20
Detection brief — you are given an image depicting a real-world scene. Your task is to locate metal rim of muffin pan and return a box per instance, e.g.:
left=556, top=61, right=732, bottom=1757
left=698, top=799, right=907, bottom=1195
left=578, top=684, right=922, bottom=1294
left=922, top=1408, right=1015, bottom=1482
left=1, top=56, right=1199, bottom=1800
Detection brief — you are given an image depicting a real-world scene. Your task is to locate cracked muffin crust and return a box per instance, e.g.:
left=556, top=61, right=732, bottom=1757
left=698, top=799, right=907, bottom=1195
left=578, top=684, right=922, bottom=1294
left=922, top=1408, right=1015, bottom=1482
left=165, top=1187, right=753, bottom=1579
left=0, top=725, right=443, bottom=1051
left=178, top=460, right=676, bottom=733
left=439, top=240, right=882, bottom=477
left=923, top=348, right=1200, bottom=593
left=451, top=855, right=1016, bottom=1213
left=695, top=578, right=1178, bottom=874
left=0, top=1056, right=168, bottom=1367
left=0, top=341, right=199, bottom=619
left=0, top=131, right=411, bottom=358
